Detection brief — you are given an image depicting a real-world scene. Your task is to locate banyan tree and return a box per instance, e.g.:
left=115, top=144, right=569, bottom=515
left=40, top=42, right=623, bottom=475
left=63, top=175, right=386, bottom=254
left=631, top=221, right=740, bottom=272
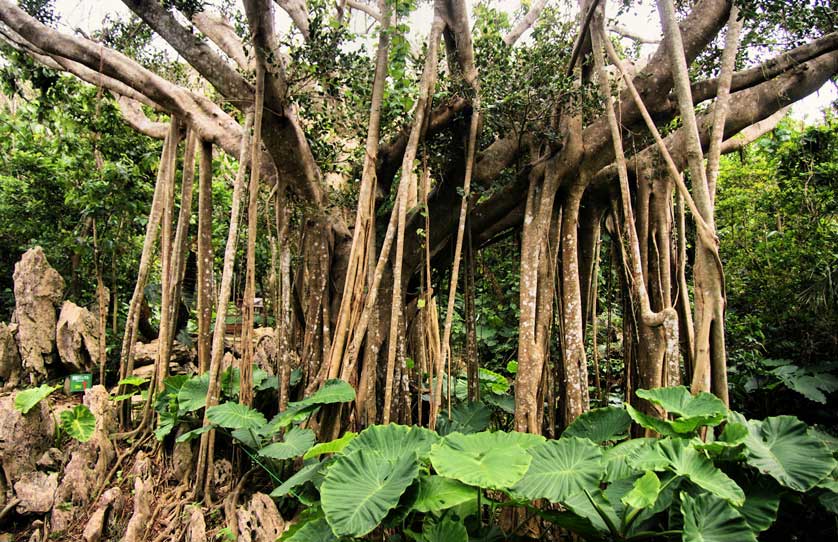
left=2, top=0, right=836, bottom=484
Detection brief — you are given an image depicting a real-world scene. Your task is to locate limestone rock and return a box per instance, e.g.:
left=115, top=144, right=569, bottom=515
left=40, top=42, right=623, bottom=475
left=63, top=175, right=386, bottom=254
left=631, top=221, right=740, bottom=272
left=246, top=493, right=285, bottom=541
left=14, top=471, right=58, bottom=514
left=185, top=506, right=206, bottom=542
left=56, top=301, right=101, bottom=373
left=211, top=458, right=233, bottom=501
left=131, top=339, right=194, bottom=367
left=0, top=323, right=21, bottom=390
left=122, top=475, right=152, bottom=542
left=82, top=487, right=122, bottom=542
left=0, top=393, right=52, bottom=489
left=13, top=247, right=64, bottom=381
left=172, top=425, right=195, bottom=483
left=36, top=448, right=64, bottom=470
left=253, top=328, right=276, bottom=375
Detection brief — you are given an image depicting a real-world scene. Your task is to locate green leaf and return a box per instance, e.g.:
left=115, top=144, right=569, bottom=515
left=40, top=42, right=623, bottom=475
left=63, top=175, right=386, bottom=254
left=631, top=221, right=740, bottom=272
left=625, top=404, right=680, bottom=437
left=280, top=511, right=337, bottom=542
left=321, top=449, right=419, bottom=537
left=738, top=478, right=781, bottom=534
left=220, top=367, right=240, bottom=398
left=656, top=439, right=745, bottom=506
left=206, top=402, right=267, bottom=430
left=177, top=373, right=209, bottom=414
left=109, top=393, right=136, bottom=402
left=259, top=428, right=316, bottom=460
left=304, top=432, right=357, bottom=459
left=277, top=379, right=356, bottom=427
left=511, top=437, right=603, bottom=502
left=117, top=376, right=148, bottom=387
left=621, top=471, right=660, bottom=509
left=436, top=401, right=491, bottom=436
left=694, top=422, right=749, bottom=456
left=175, top=424, right=215, bottom=443
left=429, top=432, right=532, bottom=490
left=271, top=461, right=322, bottom=497
left=422, top=518, right=468, bottom=542
left=412, top=475, right=476, bottom=513
left=344, top=423, right=439, bottom=462
left=14, top=384, right=58, bottom=414
left=740, top=414, right=836, bottom=492
left=60, top=404, right=96, bottom=442
left=681, top=492, right=756, bottom=542
left=636, top=386, right=727, bottom=432
left=563, top=407, right=632, bottom=443
left=604, top=438, right=656, bottom=482
left=154, top=410, right=177, bottom=440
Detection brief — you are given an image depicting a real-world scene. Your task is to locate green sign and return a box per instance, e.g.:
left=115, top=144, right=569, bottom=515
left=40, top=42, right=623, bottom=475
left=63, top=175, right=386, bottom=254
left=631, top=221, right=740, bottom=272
left=68, top=373, right=93, bottom=393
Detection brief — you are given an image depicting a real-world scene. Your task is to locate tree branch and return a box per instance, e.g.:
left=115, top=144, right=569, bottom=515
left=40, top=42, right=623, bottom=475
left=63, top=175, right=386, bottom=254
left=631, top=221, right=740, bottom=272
left=346, top=0, right=380, bottom=21
left=503, top=0, right=548, bottom=46
left=115, top=95, right=169, bottom=139
left=121, top=0, right=253, bottom=101
left=191, top=9, right=251, bottom=70
left=608, top=24, right=660, bottom=44
left=273, top=0, right=310, bottom=39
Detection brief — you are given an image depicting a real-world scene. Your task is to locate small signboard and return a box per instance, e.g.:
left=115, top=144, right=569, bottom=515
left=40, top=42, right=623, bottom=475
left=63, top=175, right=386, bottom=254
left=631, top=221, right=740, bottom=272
left=68, top=373, right=93, bottom=393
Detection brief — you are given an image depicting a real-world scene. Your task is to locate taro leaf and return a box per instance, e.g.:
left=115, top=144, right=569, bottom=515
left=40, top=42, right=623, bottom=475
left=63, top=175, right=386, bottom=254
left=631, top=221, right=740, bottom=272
left=221, top=367, right=240, bottom=398
left=175, top=424, right=215, bottom=443
left=621, top=471, right=660, bottom=509
left=436, top=401, right=491, bottom=436
left=625, top=404, right=681, bottom=438
left=343, top=423, right=439, bottom=462
left=117, top=376, right=148, bottom=387
left=320, top=449, right=418, bottom=537
left=483, top=392, right=515, bottom=414
left=259, top=427, right=316, bottom=460
left=256, top=375, right=279, bottom=391
left=60, top=404, right=96, bottom=442
left=603, top=438, right=656, bottom=482
left=681, top=492, right=756, bottom=542
left=511, top=437, right=603, bottom=502
left=429, top=431, right=531, bottom=490
left=636, top=386, right=727, bottom=432
left=14, top=384, right=58, bottom=414
left=177, top=373, right=209, bottom=414
left=563, top=407, right=632, bottom=443
left=271, top=461, right=322, bottom=497
left=739, top=414, right=836, bottom=492
left=561, top=489, right=619, bottom=537
left=820, top=491, right=838, bottom=514
left=738, top=477, right=781, bottom=534
left=276, top=379, right=356, bottom=427
left=303, top=432, right=357, bottom=459
left=694, top=422, right=749, bottom=457
left=422, top=518, right=468, bottom=542
left=154, top=410, right=178, bottom=440
left=252, top=367, right=269, bottom=390
left=206, top=401, right=267, bottom=430
left=495, top=430, right=547, bottom=450
left=656, top=439, right=745, bottom=506
left=412, top=475, right=477, bottom=513
left=279, top=509, right=337, bottom=542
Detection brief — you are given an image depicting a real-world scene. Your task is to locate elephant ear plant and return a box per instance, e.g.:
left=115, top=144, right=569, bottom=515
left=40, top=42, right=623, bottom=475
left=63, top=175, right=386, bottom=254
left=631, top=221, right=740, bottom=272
left=263, top=386, right=838, bottom=542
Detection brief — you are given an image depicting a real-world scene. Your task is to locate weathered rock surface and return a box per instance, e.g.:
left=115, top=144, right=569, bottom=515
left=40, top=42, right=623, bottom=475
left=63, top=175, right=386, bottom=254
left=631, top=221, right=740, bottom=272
left=235, top=492, right=287, bottom=542
left=123, top=453, right=153, bottom=542
left=131, top=338, right=194, bottom=366
left=13, top=247, right=64, bottom=381
left=14, top=471, right=58, bottom=514
left=0, top=322, right=21, bottom=390
left=185, top=506, right=207, bottom=542
left=56, top=301, right=101, bottom=373
left=253, top=327, right=276, bottom=375
left=55, top=386, right=116, bottom=507
left=82, top=487, right=123, bottom=542
left=0, top=393, right=52, bottom=492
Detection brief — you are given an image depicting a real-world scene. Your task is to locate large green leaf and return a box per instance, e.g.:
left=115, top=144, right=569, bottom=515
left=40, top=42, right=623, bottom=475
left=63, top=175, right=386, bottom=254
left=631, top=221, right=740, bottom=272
left=280, top=509, right=337, bottom=542
left=656, top=439, right=745, bottom=506
left=320, top=449, right=418, bottom=537
left=494, top=430, right=546, bottom=450
left=429, top=431, right=531, bottom=490
left=271, top=461, right=322, bottom=497
left=739, top=414, right=836, bottom=492
left=738, top=478, right=781, bottom=534
left=14, top=384, right=58, bottom=414
left=276, top=379, right=356, bottom=427
left=60, top=404, right=96, bottom=442
left=412, top=475, right=477, bottom=513
left=681, top=492, right=756, bottom=542
left=344, top=423, right=439, bottom=462
left=511, top=437, right=603, bottom=502
left=603, top=438, right=656, bottom=482
left=563, top=407, right=632, bottom=443
left=422, top=518, right=468, bottom=542
left=304, top=432, right=357, bottom=460
left=636, top=387, right=727, bottom=432
left=177, top=373, right=209, bottom=414
left=625, top=404, right=681, bottom=438
left=436, top=401, right=491, bottom=436
left=259, top=427, right=316, bottom=460
left=206, top=401, right=267, bottom=430
left=621, top=471, right=660, bottom=509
